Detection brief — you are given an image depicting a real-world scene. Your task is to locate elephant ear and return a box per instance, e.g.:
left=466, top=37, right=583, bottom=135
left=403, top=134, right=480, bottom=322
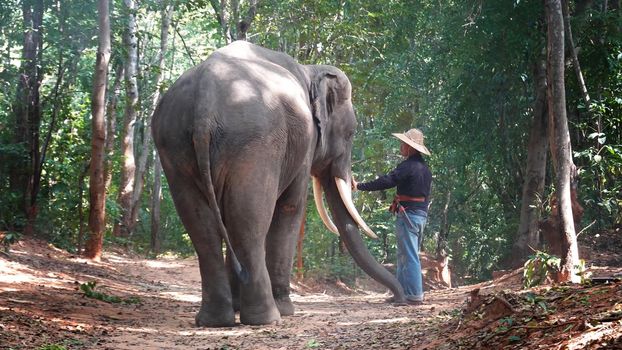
left=310, top=69, right=339, bottom=156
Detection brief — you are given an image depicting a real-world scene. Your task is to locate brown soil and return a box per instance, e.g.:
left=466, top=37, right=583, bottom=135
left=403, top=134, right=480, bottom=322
left=1, top=235, right=621, bottom=350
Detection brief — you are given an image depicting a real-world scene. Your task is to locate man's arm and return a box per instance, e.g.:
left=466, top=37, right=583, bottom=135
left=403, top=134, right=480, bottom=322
left=356, top=163, right=406, bottom=191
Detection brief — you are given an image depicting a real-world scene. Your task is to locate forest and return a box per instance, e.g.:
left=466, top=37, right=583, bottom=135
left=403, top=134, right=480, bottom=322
left=1, top=0, right=621, bottom=349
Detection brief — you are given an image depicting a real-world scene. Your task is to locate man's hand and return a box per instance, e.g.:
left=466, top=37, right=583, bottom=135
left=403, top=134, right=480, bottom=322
left=351, top=176, right=358, bottom=191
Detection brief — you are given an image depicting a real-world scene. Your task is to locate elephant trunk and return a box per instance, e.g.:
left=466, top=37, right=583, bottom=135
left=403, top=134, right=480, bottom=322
left=320, top=177, right=406, bottom=303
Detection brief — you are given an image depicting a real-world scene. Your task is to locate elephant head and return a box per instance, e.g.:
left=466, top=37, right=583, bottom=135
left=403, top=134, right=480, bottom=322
left=305, top=65, right=406, bottom=303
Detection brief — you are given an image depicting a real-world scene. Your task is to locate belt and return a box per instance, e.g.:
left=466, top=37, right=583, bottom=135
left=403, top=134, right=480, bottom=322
left=395, top=194, right=426, bottom=203
left=389, top=195, right=426, bottom=215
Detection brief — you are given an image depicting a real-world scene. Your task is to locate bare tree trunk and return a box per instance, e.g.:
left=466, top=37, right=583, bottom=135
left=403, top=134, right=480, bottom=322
left=562, top=0, right=591, bottom=108
left=150, top=153, right=162, bottom=254
left=435, top=190, right=452, bottom=288
left=128, top=1, right=173, bottom=235
left=84, top=0, right=111, bottom=260
left=77, top=162, right=90, bottom=254
left=11, top=0, right=44, bottom=234
left=435, top=190, right=451, bottom=260
left=545, top=0, right=580, bottom=283
left=114, top=0, right=140, bottom=238
left=511, top=59, right=549, bottom=266
left=236, top=0, right=257, bottom=40
left=209, top=0, right=258, bottom=43
left=104, top=62, right=124, bottom=190
left=296, top=213, right=306, bottom=279
left=209, top=0, right=232, bottom=43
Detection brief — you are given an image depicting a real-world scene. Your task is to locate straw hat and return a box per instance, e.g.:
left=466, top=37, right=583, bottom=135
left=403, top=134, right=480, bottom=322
left=392, top=128, right=431, bottom=156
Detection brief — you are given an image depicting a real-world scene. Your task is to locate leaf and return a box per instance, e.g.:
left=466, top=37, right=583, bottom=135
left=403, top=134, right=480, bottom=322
left=508, top=335, right=521, bottom=343
left=306, top=339, right=321, bottom=348
left=38, top=345, right=68, bottom=350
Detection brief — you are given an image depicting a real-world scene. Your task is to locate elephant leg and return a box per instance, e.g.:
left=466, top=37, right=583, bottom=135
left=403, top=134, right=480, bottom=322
left=266, top=171, right=309, bottom=316
left=163, top=172, right=234, bottom=327
left=224, top=172, right=282, bottom=326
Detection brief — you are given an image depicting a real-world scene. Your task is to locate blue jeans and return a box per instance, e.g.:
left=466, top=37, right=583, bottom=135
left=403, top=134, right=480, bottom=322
left=395, top=209, right=427, bottom=301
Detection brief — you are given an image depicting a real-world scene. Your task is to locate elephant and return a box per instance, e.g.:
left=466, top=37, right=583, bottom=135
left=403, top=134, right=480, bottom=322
left=152, top=40, right=406, bottom=327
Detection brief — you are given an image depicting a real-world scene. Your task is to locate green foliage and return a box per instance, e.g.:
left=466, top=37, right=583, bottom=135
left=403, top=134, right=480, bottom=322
left=1, top=231, right=22, bottom=252
left=575, top=105, right=622, bottom=228
left=566, top=7, right=622, bottom=230
left=35, top=338, right=84, bottom=350
left=523, top=251, right=561, bottom=288
left=38, top=345, right=67, bottom=350
left=79, top=281, right=141, bottom=304
left=508, top=335, right=522, bottom=343
left=306, top=339, right=322, bottom=349
left=523, top=291, right=552, bottom=314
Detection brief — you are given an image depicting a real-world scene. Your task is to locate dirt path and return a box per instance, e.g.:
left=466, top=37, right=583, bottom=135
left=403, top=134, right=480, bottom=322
left=0, top=238, right=467, bottom=349
left=1, top=237, right=621, bottom=349
left=102, top=260, right=466, bottom=350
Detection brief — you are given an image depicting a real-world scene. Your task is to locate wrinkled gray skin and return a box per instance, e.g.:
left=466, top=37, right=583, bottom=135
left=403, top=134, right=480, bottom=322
left=152, top=41, right=405, bottom=327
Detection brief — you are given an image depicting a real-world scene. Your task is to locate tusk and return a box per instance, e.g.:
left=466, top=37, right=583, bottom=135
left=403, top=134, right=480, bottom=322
left=312, top=177, right=339, bottom=236
left=334, top=177, right=378, bottom=239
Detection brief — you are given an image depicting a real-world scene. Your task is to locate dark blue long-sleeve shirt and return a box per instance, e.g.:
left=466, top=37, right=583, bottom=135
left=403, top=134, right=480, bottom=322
left=357, top=154, right=432, bottom=212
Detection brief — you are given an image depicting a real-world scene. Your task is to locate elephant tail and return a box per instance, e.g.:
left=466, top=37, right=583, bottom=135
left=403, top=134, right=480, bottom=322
left=192, top=132, right=250, bottom=285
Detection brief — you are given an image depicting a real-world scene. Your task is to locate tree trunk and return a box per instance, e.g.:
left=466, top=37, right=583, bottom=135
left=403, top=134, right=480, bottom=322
left=296, top=212, right=306, bottom=279
left=209, top=0, right=232, bottom=43
left=84, top=0, right=111, bottom=260
left=11, top=0, right=44, bottom=234
left=545, top=0, right=580, bottom=283
left=114, top=0, right=140, bottom=238
left=511, top=59, right=549, bottom=266
left=150, top=153, right=162, bottom=254
left=209, top=0, right=258, bottom=43
left=434, top=190, right=452, bottom=288
left=77, top=162, right=90, bottom=254
left=435, top=190, right=451, bottom=260
left=236, top=0, right=257, bottom=40
left=104, top=62, right=124, bottom=190
left=562, top=0, right=591, bottom=109
left=128, top=0, right=173, bottom=235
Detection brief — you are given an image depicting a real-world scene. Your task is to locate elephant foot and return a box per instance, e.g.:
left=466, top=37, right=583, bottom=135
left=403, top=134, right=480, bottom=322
left=275, top=296, right=295, bottom=316
left=239, top=303, right=281, bottom=326
left=195, top=306, right=235, bottom=327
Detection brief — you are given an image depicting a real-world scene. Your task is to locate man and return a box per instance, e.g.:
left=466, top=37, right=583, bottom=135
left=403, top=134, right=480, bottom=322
left=353, top=128, right=432, bottom=305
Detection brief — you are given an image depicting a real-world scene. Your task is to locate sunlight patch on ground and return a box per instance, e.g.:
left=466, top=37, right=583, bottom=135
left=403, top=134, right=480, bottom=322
left=113, top=325, right=257, bottom=337
left=48, top=317, right=93, bottom=331
left=0, top=273, right=41, bottom=284
left=566, top=326, right=621, bottom=350
left=291, top=294, right=337, bottom=302
left=68, top=256, right=111, bottom=267
left=336, top=316, right=411, bottom=326
left=366, top=316, right=411, bottom=324
left=103, top=253, right=194, bottom=270
left=141, top=260, right=186, bottom=269
left=176, top=328, right=256, bottom=337
left=296, top=308, right=341, bottom=316
left=160, top=291, right=201, bottom=302
left=0, top=260, right=51, bottom=285
left=114, top=326, right=161, bottom=334
left=104, top=253, right=136, bottom=264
